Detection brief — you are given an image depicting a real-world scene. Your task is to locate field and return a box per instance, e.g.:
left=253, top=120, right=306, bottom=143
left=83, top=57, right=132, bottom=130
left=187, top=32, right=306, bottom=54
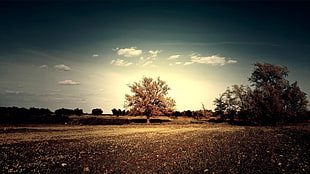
left=1, top=123, right=309, bottom=174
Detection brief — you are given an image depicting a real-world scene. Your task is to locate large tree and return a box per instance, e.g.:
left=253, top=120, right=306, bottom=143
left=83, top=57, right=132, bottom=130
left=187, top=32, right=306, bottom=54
left=215, top=62, right=308, bottom=125
left=249, top=62, right=308, bottom=124
left=125, top=77, right=176, bottom=123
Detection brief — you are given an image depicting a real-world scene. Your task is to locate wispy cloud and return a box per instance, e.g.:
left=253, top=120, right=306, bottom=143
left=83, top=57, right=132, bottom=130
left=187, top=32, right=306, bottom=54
left=5, top=90, right=23, bottom=94
left=227, top=59, right=238, bottom=64
left=168, top=55, right=180, bottom=60
left=111, top=59, right=133, bottom=67
left=114, top=47, right=142, bottom=57
left=141, top=61, right=153, bottom=67
left=54, top=64, right=71, bottom=71
left=190, top=53, right=237, bottom=66
left=149, top=50, right=161, bottom=58
left=92, top=54, right=99, bottom=57
left=39, top=65, right=48, bottom=68
left=58, top=80, right=80, bottom=85
left=184, top=62, right=194, bottom=66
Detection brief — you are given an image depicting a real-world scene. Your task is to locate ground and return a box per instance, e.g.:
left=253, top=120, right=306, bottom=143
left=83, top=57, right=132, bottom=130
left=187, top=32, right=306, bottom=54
left=1, top=123, right=309, bottom=174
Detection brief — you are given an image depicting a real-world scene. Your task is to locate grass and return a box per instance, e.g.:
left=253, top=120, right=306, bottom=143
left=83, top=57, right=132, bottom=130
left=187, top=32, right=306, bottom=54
left=1, top=123, right=309, bottom=173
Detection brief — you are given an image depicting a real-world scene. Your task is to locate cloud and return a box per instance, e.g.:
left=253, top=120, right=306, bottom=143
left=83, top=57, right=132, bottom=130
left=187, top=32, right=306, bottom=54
left=5, top=90, right=23, bottom=94
left=142, top=61, right=153, bottom=67
left=149, top=50, right=161, bottom=58
left=168, top=55, right=181, bottom=60
left=58, top=80, right=80, bottom=85
left=114, top=47, right=142, bottom=57
left=111, top=59, right=133, bottom=67
left=184, top=62, right=194, bottom=66
left=190, top=53, right=237, bottom=66
left=227, top=59, right=238, bottom=64
left=54, top=64, right=71, bottom=71
left=39, top=65, right=48, bottom=68
left=92, top=54, right=99, bottom=57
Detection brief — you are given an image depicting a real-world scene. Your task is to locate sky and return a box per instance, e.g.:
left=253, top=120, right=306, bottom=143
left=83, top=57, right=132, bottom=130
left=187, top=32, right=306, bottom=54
left=0, top=0, right=310, bottom=113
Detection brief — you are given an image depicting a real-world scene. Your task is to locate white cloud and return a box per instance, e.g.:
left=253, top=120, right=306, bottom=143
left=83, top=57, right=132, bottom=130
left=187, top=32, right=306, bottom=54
left=111, top=59, right=133, bottom=67
left=54, top=64, right=71, bottom=71
left=39, top=65, right=48, bottom=68
left=227, top=59, right=238, bottom=64
left=190, top=53, right=237, bottom=66
left=58, top=80, right=80, bottom=85
left=115, top=47, right=142, bottom=57
left=92, top=54, right=99, bottom=57
left=175, top=62, right=182, bottom=65
left=168, top=55, right=180, bottom=60
left=5, top=90, right=23, bottom=94
left=184, top=62, right=194, bottom=66
left=149, top=50, right=161, bottom=58
left=142, top=61, right=153, bottom=67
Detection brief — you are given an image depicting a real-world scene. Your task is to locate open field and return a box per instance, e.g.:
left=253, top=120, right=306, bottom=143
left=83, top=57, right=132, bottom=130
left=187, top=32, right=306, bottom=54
left=1, top=123, right=309, bottom=174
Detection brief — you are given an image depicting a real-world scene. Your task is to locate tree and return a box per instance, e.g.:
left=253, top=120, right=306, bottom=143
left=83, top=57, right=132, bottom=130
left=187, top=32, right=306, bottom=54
left=125, top=77, right=176, bottom=123
left=74, top=108, right=83, bottom=116
left=92, top=108, right=103, bottom=115
left=215, top=62, right=308, bottom=125
left=55, top=108, right=74, bottom=116
left=111, top=108, right=119, bottom=116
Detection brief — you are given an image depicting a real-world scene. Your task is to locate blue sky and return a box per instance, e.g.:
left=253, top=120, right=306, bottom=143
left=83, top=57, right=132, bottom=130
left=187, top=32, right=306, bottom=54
left=1, top=1, right=309, bottom=113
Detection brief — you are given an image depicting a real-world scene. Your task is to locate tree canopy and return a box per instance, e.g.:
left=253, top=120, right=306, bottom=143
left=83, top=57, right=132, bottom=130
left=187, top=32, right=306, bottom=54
left=92, top=108, right=103, bottom=115
left=125, top=77, right=176, bottom=123
left=214, top=62, right=308, bottom=125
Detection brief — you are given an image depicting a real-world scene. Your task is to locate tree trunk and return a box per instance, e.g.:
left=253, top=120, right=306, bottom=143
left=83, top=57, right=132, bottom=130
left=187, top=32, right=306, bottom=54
left=146, top=116, right=151, bottom=124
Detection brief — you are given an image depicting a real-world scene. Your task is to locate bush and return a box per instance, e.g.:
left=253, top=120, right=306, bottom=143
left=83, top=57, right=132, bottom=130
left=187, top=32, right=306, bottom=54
left=71, top=117, right=130, bottom=125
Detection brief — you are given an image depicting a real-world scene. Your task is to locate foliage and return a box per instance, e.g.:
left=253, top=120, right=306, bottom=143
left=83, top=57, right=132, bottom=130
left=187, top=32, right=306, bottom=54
left=73, top=108, right=83, bottom=116
left=0, top=107, right=68, bottom=124
left=91, top=108, right=103, bottom=115
left=70, top=117, right=130, bottom=125
left=125, top=77, right=176, bottom=123
left=111, top=108, right=128, bottom=116
left=214, top=62, right=308, bottom=125
left=55, top=108, right=74, bottom=116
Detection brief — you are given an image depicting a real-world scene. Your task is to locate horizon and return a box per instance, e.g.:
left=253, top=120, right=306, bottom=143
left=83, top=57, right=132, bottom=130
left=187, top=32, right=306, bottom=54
left=1, top=1, right=310, bottom=113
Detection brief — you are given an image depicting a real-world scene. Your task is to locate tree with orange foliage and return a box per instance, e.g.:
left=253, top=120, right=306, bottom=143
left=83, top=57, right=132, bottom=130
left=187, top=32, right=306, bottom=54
left=125, top=77, right=176, bottom=123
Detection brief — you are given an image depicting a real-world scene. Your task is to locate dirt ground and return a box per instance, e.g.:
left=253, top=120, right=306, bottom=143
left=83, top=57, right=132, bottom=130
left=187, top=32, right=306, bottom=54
left=1, top=123, right=309, bottom=173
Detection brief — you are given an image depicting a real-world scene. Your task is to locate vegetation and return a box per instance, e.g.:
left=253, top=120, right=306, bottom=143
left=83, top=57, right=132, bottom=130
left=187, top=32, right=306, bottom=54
left=111, top=108, right=129, bottom=116
left=125, top=77, right=176, bottom=123
left=91, top=108, right=103, bottom=115
left=70, top=116, right=130, bottom=125
left=1, top=124, right=309, bottom=173
left=0, top=63, right=308, bottom=126
left=0, top=107, right=68, bottom=124
left=55, top=108, right=83, bottom=116
left=215, top=62, right=308, bottom=125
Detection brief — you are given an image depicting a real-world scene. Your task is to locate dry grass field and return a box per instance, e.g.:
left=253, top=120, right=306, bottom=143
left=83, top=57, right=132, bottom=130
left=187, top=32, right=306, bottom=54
left=1, top=123, right=309, bottom=173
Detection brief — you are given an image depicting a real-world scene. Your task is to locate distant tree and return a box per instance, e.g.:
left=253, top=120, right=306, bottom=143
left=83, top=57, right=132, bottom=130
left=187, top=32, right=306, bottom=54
left=125, top=77, right=176, bottom=123
left=184, top=110, right=192, bottom=117
left=172, top=111, right=182, bottom=117
left=55, top=108, right=74, bottom=116
left=74, top=108, right=83, bottom=116
left=111, top=108, right=128, bottom=116
left=112, top=108, right=119, bottom=116
left=92, top=108, right=103, bottom=115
